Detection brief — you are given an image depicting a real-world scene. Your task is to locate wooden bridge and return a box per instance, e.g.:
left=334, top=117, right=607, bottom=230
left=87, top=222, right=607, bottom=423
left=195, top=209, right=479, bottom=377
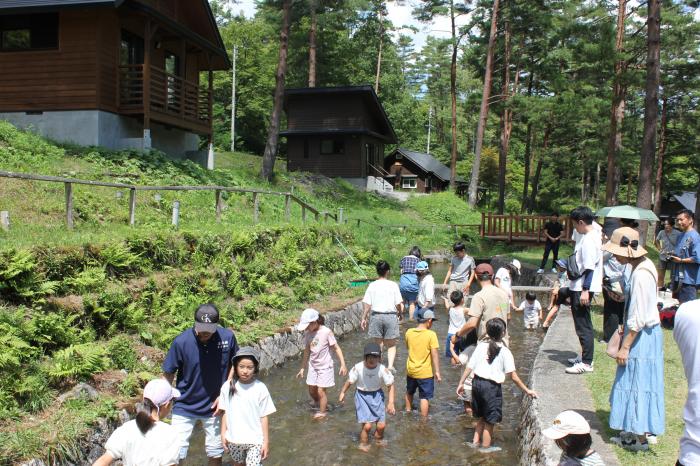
left=480, top=212, right=574, bottom=244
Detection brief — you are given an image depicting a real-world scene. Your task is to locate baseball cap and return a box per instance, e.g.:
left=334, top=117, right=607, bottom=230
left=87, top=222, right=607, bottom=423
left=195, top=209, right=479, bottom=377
left=511, top=259, right=522, bottom=273
left=417, top=309, right=438, bottom=323
left=297, top=308, right=320, bottom=331
left=555, top=259, right=567, bottom=269
left=416, top=261, right=429, bottom=271
left=475, top=263, right=494, bottom=276
left=363, top=342, right=382, bottom=357
left=194, top=304, right=220, bottom=333
left=542, top=411, right=591, bottom=440
left=143, top=379, right=180, bottom=406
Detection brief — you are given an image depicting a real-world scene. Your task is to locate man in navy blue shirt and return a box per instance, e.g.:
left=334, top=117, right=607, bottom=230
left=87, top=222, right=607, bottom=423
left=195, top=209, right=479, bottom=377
left=163, top=303, right=239, bottom=465
left=670, top=209, right=700, bottom=304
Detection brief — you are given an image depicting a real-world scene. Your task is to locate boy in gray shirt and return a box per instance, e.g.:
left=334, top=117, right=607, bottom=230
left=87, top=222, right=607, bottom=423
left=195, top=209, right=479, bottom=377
left=443, top=242, right=476, bottom=296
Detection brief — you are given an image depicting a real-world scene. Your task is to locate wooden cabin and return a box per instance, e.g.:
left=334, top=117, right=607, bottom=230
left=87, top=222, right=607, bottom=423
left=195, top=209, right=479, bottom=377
left=384, top=148, right=467, bottom=193
left=280, top=86, right=398, bottom=187
left=0, top=0, right=229, bottom=161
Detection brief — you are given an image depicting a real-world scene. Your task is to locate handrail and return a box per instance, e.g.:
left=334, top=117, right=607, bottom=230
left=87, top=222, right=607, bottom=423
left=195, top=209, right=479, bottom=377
left=352, top=218, right=480, bottom=230
left=367, top=162, right=391, bottom=177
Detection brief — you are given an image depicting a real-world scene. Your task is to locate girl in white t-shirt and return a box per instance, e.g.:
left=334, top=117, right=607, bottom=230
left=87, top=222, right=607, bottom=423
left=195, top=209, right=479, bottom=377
left=221, top=347, right=276, bottom=466
left=416, top=260, right=435, bottom=312
left=456, top=318, right=537, bottom=453
left=93, top=379, right=181, bottom=466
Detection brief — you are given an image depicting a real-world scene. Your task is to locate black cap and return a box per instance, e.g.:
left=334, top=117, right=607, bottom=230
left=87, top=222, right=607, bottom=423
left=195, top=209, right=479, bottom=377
left=194, top=303, right=220, bottom=333
left=363, top=342, right=382, bottom=357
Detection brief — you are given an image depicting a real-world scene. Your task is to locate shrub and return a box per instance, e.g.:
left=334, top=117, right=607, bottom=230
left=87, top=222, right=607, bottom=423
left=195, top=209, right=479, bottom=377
left=107, top=336, right=138, bottom=371
left=46, top=343, right=109, bottom=383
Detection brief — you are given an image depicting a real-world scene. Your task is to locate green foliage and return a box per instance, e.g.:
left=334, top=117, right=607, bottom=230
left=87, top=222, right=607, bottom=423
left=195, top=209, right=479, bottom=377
left=0, top=323, right=32, bottom=371
left=46, top=343, right=109, bottom=382
left=62, top=267, right=107, bottom=294
left=0, top=250, right=57, bottom=302
left=407, top=192, right=480, bottom=225
left=107, top=336, right=138, bottom=371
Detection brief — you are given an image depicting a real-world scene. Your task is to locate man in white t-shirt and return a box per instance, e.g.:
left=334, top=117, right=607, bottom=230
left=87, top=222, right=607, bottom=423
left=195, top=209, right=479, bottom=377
left=361, top=260, right=404, bottom=372
left=674, top=300, right=700, bottom=466
left=565, top=206, right=603, bottom=375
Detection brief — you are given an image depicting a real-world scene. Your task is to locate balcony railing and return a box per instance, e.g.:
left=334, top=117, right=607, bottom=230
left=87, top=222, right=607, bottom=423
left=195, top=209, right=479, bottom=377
left=119, top=64, right=211, bottom=131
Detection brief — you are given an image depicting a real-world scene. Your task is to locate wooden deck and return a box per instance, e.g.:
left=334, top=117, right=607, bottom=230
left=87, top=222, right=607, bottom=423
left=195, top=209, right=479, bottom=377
left=480, top=212, right=573, bottom=244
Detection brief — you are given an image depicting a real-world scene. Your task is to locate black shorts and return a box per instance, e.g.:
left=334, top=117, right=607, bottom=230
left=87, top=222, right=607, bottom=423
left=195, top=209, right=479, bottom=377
left=471, top=375, right=503, bottom=424
left=556, top=287, right=570, bottom=306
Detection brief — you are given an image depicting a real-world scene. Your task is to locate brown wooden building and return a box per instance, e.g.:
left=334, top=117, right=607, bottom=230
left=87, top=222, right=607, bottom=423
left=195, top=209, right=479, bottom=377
left=0, top=0, right=229, bottom=161
left=280, top=86, right=398, bottom=184
left=384, top=148, right=467, bottom=193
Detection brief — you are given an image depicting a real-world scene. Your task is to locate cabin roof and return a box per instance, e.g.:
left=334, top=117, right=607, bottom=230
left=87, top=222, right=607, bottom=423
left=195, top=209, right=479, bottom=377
left=0, top=0, right=230, bottom=70
left=391, top=148, right=467, bottom=183
left=281, top=86, right=398, bottom=144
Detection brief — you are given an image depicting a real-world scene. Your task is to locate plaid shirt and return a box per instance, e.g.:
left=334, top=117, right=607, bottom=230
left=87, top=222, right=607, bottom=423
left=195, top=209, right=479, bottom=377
left=400, top=255, right=419, bottom=274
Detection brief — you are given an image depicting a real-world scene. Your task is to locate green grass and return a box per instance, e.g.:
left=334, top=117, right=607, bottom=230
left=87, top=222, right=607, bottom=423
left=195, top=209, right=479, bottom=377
left=587, top=308, right=686, bottom=465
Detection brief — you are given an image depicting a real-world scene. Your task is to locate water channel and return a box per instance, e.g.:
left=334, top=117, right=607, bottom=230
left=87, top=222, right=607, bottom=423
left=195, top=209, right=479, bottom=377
left=185, top=263, right=544, bottom=465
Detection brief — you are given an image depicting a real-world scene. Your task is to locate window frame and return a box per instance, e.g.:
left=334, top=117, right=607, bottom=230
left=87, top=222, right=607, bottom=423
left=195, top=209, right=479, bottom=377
left=0, top=13, right=59, bottom=52
left=401, top=177, right=417, bottom=189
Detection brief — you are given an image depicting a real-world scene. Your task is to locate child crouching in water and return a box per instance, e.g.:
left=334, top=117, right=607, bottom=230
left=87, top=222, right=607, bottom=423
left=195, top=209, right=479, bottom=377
left=338, top=342, right=396, bottom=452
left=220, top=347, right=276, bottom=466
left=543, top=410, right=605, bottom=466
left=517, top=291, right=543, bottom=329
left=296, top=308, right=347, bottom=418
left=456, top=318, right=537, bottom=453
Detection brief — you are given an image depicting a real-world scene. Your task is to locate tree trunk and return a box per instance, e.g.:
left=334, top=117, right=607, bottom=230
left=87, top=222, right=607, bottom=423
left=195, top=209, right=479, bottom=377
left=594, top=161, right=601, bottom=208
left=260, top=0, right=291, bottom=181
left=497, top=11, right=511, bottom=214
left=308, top=0, right=317, bottom=87
left=449, top=0, right=458, bottom=191
left=652, top=96, right=667, bottom=215
left=637, top=0, right=660, bottom=245
left=468, top=0, right=499, bottom=208
left=521, top=123, right=533, bottom=211
left=528, top=126, right=551, bottom=213
left=374, top=8, right=383, bottom=94
left=605, top=0, right=628, bottom=206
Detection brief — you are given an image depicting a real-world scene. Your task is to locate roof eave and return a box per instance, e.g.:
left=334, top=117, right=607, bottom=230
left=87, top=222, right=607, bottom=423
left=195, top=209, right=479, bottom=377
left=0, top=0, right=125, bottom=13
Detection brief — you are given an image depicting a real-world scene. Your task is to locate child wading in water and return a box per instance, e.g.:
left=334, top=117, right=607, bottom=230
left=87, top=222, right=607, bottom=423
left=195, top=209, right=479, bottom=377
left=457, top=318, right=537, bottom=452
left=296, top=308, right=347, bottom=418
left=543, top=410, right=606, bottom=466
left=443, top=290, right=467, bottom=360
left=405, top=309, right=441, bottom=417
left=338, top=342, right=396, bottom=452
left=220, top=347, right=276, bottom=466
left=517, top=291, right=543, bottom=329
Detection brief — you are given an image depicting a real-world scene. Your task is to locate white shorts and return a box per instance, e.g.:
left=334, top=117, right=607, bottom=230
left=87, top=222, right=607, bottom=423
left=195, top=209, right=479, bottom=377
left=524, top=314, right=539, bottom=328
left=306, top=366, right=335, bottom=388
left=171, top=413, right=223, bottom=459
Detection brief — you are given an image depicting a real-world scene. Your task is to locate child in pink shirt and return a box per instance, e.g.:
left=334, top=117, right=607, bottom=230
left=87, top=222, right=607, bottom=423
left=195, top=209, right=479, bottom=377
left=296, top=308, right=347, bottom=418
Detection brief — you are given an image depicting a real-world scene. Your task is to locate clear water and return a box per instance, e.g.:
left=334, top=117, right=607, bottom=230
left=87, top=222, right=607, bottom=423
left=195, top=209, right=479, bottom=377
left=184, top=263, right=543, bottom=465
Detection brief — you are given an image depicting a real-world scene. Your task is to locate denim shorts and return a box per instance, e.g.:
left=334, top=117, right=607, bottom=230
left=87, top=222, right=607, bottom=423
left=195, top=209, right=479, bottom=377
left=171, top=413, right=223, bottom=459
left=406, top=376, right=435, bottom=400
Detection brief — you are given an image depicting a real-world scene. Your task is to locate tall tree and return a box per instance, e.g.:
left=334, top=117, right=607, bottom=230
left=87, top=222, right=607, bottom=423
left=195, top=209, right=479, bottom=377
left=261, top=0, right=292, bottom=180
left=652, top=96, right=667, bottom=215
left=468, top=0, right=499, bottom=208
left=308, top=0, right=318, bottom=86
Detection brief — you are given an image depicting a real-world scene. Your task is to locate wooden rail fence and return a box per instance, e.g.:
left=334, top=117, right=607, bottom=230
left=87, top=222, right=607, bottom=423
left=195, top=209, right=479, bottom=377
left=0, top=170, right=339, bottom=230
left=480, top=212, right=573, bottom=243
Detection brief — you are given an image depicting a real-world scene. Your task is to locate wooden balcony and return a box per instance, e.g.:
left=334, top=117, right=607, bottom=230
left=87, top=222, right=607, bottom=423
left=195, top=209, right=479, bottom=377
left=119, top=64, right=212, bottom=135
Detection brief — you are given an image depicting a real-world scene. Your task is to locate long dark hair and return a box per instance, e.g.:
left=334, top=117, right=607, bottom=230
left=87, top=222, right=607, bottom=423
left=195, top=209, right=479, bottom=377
left=409, top=246, right=422, bottom=258
left=135, top=398, right=157, bottom=434
left=555, top=433, right=593, bottom=458
left=229, top=355, right=260, bottom=397
left=486, top=318, right=507, bottom=364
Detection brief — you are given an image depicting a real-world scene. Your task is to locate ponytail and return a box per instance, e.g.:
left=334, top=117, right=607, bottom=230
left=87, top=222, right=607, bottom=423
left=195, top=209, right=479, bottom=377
left=485, top=318, right=507, bottom=364
left=135, top=398, right=157, bottom=434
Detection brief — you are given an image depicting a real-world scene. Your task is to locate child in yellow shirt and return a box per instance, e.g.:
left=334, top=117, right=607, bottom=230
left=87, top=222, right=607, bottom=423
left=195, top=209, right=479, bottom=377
left=404, top=309, right=441, bottom=417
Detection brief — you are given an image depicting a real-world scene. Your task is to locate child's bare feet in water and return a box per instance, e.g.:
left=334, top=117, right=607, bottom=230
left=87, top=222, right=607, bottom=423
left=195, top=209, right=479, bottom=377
left=358, top=442, right=371, bottom=452
left=313, top=412, right=327, bottom=419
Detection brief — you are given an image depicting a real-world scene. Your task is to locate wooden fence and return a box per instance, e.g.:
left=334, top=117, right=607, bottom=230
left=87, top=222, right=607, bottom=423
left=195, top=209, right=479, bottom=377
left=0, top=170, right=338, bottom=230
left=353, top=218, right=481, bottom=235
left=480, top=212, right=573, bottom=243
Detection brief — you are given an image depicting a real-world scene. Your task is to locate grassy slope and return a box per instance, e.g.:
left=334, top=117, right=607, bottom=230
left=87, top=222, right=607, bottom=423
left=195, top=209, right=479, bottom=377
left=0, top=122, right=482, bottom=463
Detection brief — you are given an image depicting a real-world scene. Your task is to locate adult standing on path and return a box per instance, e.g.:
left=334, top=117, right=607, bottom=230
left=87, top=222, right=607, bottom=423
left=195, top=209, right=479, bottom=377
left=565, top=206, right=603, bottom=375
left=361, top=260, right=404, bottom=372
left=537, top=213, right=564, bottom=274
left=455, top=263, right=510, bottom=345
left=669, top=209, right=700, bottom=304
left=163, top=303, right=239, bottom=465
left=399, top=246, right=422, bottom=320
left=443, top=242, right=476, bottom=296
left=604, top=227, right=665, bottom=452
left=655, top=218, right=681, bottom=288
left=674, top=299, right=700, bottom=466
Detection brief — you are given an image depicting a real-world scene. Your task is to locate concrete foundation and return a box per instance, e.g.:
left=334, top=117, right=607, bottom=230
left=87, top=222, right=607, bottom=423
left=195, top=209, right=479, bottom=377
left=0, top=110, right=200, bottom=159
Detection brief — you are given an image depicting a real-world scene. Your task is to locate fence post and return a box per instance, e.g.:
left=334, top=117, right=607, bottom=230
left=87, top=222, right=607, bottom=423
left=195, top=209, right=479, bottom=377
left=301, top=206, right=306, bottom=223
left=64, top=182, right=74, bottom=229
left=128, top=188, right=136, bottom=226
left=284, top=195, right=290, bottom=221
left=172, top=201, right=180, bottom=228
left=0, top=211, right=9, bottom=231
left=215, top=190, right=223, bottom=222
left=253, top=193, right=259, bottom=223
left=481, top=212, right=485, bottom=237
left=338, top=208, right=344, bottom=224
left=356, top=219, right=361, bottom=228
left=508, top=214, right=513, bottom=243
left=314, top=211, right=319, bottom=222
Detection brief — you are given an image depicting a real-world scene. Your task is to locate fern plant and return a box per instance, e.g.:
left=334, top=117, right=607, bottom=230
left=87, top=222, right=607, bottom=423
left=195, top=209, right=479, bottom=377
left=46, top=343, right=108, bottom=382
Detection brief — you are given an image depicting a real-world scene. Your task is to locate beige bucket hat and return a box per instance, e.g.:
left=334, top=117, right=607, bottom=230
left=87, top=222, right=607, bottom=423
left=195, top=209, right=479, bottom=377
left=602, top=226, right=647, bottom=259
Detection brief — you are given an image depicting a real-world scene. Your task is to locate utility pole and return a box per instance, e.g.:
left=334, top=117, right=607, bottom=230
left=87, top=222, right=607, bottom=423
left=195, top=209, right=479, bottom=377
left=426, top=106, right=432, bottom=155
left=230, top=44, right=238, bottom=152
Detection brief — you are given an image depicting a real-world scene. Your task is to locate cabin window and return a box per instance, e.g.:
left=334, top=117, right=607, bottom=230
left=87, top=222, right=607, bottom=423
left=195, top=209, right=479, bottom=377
left=402, top=177, right=417, bottom=189
left=0, top=13, right=58, bottom=51
left=120, top=30, right=144, bottom=65
left=165, top=52, right=181, bottom=76
left=320, top=139, right=344, bottom=155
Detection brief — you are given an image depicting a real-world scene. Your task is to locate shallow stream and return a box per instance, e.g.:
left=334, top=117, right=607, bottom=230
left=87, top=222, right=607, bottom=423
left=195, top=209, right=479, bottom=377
left=185, top=263, right=544, bottom=465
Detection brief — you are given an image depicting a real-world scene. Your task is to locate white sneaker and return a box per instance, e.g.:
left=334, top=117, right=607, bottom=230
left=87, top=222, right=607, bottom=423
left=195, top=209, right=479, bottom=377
left=565, top=362, right=593, bottom=374
left=536, top=268, right=544, bottom=274
left=611, top=434, right=649, bottom=451
left=551, top=268, right=557, bottom=273
left=567, top=356, right=582, bottom=365
left=646, top=433, right=658, bottom=444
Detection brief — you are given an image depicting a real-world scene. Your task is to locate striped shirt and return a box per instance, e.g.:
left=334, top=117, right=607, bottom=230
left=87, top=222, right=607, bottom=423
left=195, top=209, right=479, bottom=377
left=559, top=451, right=606, bottom=466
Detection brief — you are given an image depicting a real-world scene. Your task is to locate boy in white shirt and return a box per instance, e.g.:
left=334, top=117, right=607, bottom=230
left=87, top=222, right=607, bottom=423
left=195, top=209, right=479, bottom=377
left=517, top=292, right=542, bottom=329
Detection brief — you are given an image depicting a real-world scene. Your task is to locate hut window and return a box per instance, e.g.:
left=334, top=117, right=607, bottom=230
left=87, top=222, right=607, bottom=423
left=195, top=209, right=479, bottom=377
left=320, top=139, right=344, bottom=155
left=402, top=177, right=417, bottom=189
left=120, top=30, right=144, bottom=65
left=0, top=13, right=58, bottom=51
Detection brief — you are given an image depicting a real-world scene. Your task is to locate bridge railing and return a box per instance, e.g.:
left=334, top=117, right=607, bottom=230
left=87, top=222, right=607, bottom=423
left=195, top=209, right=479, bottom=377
left=481, top=212, right=573, bottom=243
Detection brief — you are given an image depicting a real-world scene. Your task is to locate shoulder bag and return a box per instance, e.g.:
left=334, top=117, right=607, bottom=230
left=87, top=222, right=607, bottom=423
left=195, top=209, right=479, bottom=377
left=566, top=252, right=582, bottom=281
